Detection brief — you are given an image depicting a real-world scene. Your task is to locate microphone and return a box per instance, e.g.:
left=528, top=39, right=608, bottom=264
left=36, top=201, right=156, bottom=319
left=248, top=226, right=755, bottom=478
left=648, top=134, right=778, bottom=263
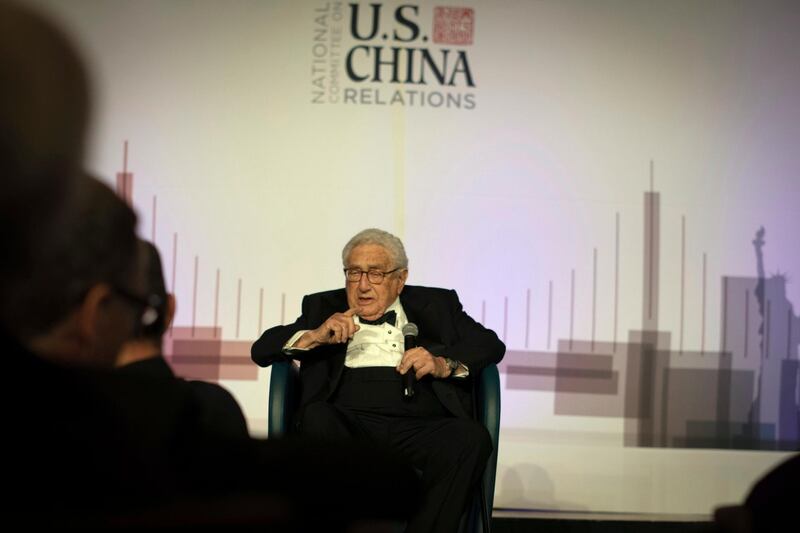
left=402, top=323, right=419, bottom=398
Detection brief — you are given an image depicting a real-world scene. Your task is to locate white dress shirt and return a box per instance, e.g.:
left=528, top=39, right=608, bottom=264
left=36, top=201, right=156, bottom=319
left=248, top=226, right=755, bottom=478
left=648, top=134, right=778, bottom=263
left=344, top=297, right=407, bottom=368
left=283, top=298, right=406, bottom=368
left=283, top=297, right=468, bottom=376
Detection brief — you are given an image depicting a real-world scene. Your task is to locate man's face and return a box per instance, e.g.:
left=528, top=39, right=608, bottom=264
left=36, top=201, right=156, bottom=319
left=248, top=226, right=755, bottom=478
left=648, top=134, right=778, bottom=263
left=86, top=244, right=148, bottom=367
left=89, top=291, right=140, bottom=367
left=345, top=244, right=407, bottom=321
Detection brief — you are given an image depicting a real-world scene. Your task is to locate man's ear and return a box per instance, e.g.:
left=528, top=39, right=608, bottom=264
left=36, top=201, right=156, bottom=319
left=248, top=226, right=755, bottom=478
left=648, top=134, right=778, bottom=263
left=165, top=293, right=176, bottom=330
left=76, top=283, right=112, bottom=343
left=397, top=269, right=409, bottom=293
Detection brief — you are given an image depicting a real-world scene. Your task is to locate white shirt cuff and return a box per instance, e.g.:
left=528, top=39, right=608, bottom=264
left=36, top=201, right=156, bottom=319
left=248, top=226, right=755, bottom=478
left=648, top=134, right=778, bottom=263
left=453, top=362, right=469, bottom=378
left=283, top=330, right=310, bottom=353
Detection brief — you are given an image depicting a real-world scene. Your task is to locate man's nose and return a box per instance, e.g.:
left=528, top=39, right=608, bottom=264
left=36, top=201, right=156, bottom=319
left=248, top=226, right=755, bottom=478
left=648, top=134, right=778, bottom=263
left=358, top=273, right=372, bottom=290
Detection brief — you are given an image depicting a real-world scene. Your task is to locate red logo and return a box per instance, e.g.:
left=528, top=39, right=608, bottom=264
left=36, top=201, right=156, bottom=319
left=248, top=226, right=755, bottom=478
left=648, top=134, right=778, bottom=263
left=433, top=7, right=474, bottom=46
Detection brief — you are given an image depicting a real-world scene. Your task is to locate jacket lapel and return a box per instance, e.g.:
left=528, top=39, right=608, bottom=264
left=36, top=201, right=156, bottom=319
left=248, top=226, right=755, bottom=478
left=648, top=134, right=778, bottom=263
left=400, top=286, right=427, bottom=329
left=401, top=287, right=445, bottom=354
left=401, top=287, right=469, bottom=418
left=319, top=289, right=349, bottom=317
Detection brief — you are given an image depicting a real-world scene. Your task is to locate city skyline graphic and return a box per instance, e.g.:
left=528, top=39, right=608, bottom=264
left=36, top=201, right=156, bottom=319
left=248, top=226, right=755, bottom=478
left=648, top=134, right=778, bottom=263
left=502, top=184, right=799, bottom=451
left=115, top=142, right=799, bottom=451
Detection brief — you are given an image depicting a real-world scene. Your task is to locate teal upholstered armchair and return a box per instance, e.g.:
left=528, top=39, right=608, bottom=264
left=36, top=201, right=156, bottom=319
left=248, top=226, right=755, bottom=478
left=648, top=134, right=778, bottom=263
left=267, top=361, right=501, bottom=533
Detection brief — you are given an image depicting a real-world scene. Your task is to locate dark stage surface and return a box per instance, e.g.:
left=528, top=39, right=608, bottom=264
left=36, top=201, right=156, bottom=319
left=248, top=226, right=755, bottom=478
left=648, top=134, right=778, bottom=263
left=493, top=510, right=710, bottom=533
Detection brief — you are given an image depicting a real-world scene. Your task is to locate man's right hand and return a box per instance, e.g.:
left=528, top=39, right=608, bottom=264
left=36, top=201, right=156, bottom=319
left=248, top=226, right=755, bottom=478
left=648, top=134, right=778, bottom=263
left=293, top=307, right=361, bottom=349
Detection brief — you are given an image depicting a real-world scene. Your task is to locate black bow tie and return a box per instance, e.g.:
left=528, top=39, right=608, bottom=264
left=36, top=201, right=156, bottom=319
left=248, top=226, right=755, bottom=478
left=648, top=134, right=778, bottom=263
left=359, top=310, right=397, bottom=327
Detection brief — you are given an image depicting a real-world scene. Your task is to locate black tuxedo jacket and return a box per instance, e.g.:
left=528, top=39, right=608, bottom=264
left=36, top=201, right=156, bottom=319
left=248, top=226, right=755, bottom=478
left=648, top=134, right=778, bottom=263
left=251, top=285, right=505, bottom=418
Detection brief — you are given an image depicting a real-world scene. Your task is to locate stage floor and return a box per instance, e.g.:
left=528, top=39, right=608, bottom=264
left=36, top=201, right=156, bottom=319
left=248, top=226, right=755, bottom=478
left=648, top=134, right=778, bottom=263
left=492, top=509, right=711, bottom=533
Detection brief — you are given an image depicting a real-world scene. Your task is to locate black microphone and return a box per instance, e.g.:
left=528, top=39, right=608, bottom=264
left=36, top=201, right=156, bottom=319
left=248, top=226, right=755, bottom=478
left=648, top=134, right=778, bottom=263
left=402, top=323, right=418, bottom=398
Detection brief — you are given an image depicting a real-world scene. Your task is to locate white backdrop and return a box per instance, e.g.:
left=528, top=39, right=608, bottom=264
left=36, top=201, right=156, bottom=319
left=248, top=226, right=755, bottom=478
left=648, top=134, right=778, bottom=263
left=33, top=0, right=799, bottom=516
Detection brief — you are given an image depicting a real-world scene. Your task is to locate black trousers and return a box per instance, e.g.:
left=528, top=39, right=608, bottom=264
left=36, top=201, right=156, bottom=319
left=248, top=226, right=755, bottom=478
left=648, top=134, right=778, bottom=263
left=298, top=367, right=492, bottom=533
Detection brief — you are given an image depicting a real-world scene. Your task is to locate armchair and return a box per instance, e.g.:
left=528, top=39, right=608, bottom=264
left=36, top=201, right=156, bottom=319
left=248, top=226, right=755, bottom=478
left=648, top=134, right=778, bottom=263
left=267, top=360, right=501, bottom=533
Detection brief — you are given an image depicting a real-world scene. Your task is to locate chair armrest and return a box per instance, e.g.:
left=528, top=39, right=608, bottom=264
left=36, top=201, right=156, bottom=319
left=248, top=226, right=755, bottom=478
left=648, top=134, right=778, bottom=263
left=477, top=364, right=500, bottom=516
left=267, top=360, right=300, bottom=438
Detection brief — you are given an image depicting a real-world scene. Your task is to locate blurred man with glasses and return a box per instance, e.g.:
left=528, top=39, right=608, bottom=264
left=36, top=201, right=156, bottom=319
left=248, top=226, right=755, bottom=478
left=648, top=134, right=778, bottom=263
left=252, top=227, right=505, bottom=533
left=15, top=176, right=143, bottom=369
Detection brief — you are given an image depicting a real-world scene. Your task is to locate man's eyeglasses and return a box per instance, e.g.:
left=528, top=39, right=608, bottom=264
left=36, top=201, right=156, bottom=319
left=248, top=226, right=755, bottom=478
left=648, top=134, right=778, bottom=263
left=343, top=268, right=401, bottom=285
left=113, top=286, right=164, bottom=331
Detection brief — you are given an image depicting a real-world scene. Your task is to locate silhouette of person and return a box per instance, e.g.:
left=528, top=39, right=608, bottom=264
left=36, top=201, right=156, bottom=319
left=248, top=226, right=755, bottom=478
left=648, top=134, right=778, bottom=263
left=1, top=0, right=89, bottom=318
left=116, top=240, right=250, bottom=439
left=714, top=453, right=800, bottom=533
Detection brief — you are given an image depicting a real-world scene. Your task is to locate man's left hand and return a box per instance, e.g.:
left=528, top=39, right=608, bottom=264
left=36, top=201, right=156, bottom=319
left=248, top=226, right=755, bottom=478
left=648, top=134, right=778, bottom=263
left=397, top=347, right=451, bottom=379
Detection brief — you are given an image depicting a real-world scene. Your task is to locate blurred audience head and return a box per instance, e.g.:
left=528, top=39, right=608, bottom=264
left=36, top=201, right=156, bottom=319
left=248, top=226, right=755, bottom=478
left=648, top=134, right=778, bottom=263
left=13, top=176, right=143, bottom=368
left=116, top=240, right=176, bottom=367
left=0, top=0, right=91, bottom=323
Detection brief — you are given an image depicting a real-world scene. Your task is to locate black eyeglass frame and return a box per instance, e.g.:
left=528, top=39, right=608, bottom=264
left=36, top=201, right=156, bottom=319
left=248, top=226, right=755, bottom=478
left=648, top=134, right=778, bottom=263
left=343, top=267, right=402, bottom=285
left=112, top=285, right=164, bottom=330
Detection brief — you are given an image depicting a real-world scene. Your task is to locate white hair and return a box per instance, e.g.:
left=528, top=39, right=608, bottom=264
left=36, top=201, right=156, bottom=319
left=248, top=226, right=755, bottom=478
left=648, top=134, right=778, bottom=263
left=341, top=228, right=408, bottom=269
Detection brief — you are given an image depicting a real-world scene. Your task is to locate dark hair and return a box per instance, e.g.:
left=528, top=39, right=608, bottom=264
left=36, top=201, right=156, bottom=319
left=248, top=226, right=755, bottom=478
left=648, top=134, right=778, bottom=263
left=138, top=240, right=170, bottom=341
left=0, top=2, right=90, bottom=321
left=3, top=176, right=139, bottom=340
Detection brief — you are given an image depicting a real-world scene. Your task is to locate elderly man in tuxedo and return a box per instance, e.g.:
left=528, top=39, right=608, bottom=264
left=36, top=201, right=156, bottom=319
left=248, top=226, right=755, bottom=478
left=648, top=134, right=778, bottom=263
left=252, top=228, right=505, bottom=533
